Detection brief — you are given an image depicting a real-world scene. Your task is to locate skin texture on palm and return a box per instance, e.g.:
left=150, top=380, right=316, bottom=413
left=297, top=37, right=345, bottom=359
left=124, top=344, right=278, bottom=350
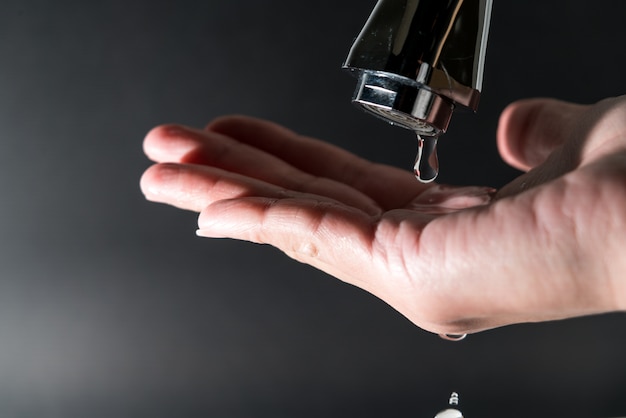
left=141, top=96, right=626, bottom=336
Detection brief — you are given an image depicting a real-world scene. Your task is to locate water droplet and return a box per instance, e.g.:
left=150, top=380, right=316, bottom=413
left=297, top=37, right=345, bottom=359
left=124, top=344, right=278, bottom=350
left=414, top=134, right=439, bottom=183
left=439, top=333, right=467, bottom=342
left=434, top=409, right=463, bottom=418
left=434, top=393, right=464, bottom=418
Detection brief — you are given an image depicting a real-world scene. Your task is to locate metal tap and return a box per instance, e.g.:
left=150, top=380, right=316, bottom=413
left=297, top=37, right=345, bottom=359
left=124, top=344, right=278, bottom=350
left=344, top=0, right=493, bottom=138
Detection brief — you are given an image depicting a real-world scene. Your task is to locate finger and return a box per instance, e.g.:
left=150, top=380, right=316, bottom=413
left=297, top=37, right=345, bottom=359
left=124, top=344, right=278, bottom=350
left=141, top=163, right=255, bottom=212
left=140, top=162, right=381, bottom=215
left=196, top=196, right=383, bottom=294
left=206, top=115, right=427, bottom=209
left=143, top=124, right=202, bottom=163
left=145, top=123, right=311, bottom=177
left=495, top=98, right=621, bottom=199
left=143, top=126, right=382, bottom=214
left=497, top=98, right=587, bottom=171
left=205, top=115, right=367, bottom=179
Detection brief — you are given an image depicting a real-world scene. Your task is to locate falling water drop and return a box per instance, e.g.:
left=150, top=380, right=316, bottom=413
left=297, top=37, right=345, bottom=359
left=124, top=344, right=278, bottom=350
left=434, top=392, right=464, bottom=418
left=414, top=133, right=439, bottom=183
left=439, top=333, right=468, bottom=342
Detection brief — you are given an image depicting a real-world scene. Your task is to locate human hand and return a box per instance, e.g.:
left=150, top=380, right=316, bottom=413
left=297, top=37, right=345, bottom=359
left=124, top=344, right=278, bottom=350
left=140, top=96, right=626, bottom=335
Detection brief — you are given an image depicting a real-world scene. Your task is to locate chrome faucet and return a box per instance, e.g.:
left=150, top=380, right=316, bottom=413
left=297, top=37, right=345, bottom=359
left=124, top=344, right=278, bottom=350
left=343, top=0, right=493, bottom=181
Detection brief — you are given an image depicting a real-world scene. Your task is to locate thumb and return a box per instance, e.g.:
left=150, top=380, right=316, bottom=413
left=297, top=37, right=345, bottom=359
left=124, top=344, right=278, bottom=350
left=497, top=98, right=587, bottom=171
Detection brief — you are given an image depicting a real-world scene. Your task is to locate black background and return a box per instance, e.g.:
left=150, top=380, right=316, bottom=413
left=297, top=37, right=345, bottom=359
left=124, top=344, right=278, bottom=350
left=1, top=1, right=625, bottom=417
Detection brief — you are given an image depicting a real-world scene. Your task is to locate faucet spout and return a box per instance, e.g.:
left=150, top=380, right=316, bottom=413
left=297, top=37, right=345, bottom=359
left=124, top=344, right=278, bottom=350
left=344, top=0, right=493, bottom=137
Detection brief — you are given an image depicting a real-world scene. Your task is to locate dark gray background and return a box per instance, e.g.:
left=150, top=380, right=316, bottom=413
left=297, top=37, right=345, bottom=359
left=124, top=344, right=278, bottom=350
left=1, top=1, right=625, bottom=417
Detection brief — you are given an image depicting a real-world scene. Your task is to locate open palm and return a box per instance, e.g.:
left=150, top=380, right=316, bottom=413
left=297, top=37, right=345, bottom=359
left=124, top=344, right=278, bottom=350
left=141, top=97, right=626, bottom=335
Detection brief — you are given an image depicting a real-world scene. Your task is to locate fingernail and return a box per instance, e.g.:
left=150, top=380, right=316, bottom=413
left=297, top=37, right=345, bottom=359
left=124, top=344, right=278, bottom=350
left=196, top=229, right=225, bottom=239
